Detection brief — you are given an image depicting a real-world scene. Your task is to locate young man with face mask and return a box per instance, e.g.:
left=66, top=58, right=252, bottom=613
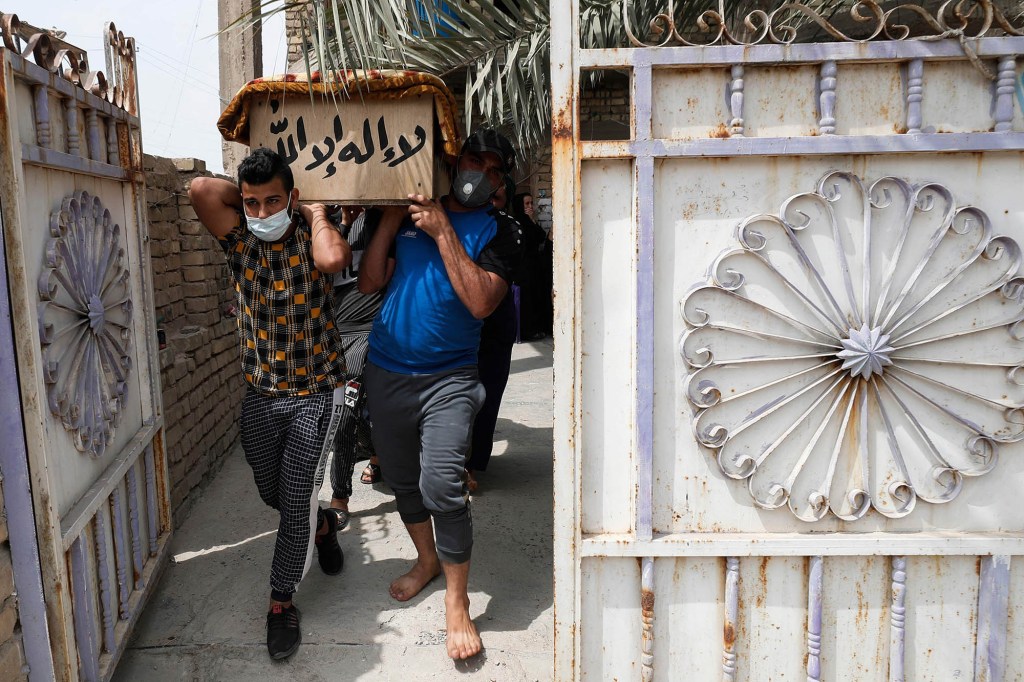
left=358, top=129, right=523, bottom=661
left=188, top=147, right=351, bottom=660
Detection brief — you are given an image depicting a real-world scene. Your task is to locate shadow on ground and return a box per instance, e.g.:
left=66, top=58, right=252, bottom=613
left=114, top=340, right=554, bottom=681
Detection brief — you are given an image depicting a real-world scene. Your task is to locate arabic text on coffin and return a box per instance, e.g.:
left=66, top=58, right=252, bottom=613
left=248, top=94, right=438, bottom=204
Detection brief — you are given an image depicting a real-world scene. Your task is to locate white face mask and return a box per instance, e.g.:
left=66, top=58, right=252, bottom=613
left=245, top=195, right=293, bottom=242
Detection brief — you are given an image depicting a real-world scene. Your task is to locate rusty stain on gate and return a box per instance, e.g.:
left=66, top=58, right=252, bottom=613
left=0, top=13, right=171, bottom=681
left=552, top=1, right=1024, bottom=680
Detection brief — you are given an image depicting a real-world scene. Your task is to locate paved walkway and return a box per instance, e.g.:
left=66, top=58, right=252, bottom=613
left=115, top=340, right=554, bottom=681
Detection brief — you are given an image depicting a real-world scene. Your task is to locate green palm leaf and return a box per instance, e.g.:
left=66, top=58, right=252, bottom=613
left=245, top=1, right=1014, bottom=157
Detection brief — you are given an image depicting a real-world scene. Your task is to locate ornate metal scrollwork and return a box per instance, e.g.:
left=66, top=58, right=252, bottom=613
left=624, top=0, right=1024, bottom=48
left=1, top=14, right=138, bottom=115
left=39, top=191, right=133, bottom=458
left=681, top=171, right=1024, bottom=521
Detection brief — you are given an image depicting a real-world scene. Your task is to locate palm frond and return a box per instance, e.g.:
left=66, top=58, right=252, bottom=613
left=245, top=1, right=986, bottom=159
left=253, top=0, right=554, bottom=157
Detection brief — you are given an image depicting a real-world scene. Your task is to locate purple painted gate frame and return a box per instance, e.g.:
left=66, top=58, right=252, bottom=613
left=0, top=201, right=56, bottom=680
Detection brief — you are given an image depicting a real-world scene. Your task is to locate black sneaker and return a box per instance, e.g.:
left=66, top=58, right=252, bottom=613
left=315, top=508, right=344, bottom=575
left=266, top=603, right=301, bottom=660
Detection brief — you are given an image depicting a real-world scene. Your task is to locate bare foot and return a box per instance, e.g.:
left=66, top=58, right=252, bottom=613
left=389, top=559, right=441, bottom=602
left=445, top=594, right=482, bottom=660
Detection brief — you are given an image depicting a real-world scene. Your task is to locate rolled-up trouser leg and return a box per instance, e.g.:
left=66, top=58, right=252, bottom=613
left=418, top=369, right=485, bottom=564
left=365, top=362, right=485, bottom=562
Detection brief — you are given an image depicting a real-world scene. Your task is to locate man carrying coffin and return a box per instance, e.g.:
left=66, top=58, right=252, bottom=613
left=189, top=147, right=351, bottom=660
left=358, top=129, right=523, bottom=660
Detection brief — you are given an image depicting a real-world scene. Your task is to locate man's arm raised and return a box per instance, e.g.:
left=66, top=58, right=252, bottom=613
left=299, top=204, right=351, bottom=274
left=188, top=177, right=242, bottom=238
left=357, top=206, right=404, bottom=294
left=407, top=194, right=507, bottom=320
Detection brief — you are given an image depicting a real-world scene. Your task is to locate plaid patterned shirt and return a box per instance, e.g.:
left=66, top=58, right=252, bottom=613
left=219, top=213, right=346, bottom=396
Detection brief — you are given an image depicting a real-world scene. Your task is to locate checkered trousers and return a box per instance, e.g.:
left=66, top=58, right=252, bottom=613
left=240, top=387, right=338, bottom=598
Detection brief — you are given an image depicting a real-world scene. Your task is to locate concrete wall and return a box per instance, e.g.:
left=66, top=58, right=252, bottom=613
left=218, top=0, right=263, bottom=175
left=145, top=155, right=245, bottom=524
left=0, top=481, right=27, bottom=682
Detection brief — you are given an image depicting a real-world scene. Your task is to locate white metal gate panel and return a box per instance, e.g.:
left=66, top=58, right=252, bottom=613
left=551, top=2, right=1024, bottom=680
left=0, top=17, right=170, bottom=681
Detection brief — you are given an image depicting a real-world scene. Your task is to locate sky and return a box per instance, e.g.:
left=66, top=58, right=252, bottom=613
left=9, top=0, right=288, bottom=174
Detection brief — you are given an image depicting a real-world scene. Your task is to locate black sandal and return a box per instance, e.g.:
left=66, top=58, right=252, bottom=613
left=360, top=462, right=381, bottom=485
left=326, top=507, right=351, bottom=531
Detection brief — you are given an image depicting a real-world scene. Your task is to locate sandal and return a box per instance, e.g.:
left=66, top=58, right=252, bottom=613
left=360, top=463, right=381, bottom=485
left=326, top=507, right=351, bottom=531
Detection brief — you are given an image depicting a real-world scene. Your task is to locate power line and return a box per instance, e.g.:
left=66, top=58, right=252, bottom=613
left=136, top=39, right=218, bottom=79
left=138, top=61, right=220, bottom=100
left=264, top=10, right=287, bottom=77
left=136, top=51, right=226, bottom=102
left=162, top=0, right=204, bottom=152
left=137, top=50, right=221, bottom=93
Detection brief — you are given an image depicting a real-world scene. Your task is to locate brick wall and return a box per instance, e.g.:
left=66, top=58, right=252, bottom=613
left=518, top=76, right=629, bottom=233
left=145, top=155, right=245, bottom=524
left=524, top=144, right=553, bottom=232
left=0, top=481, right=27, bottom=681
left=580, top=71, right=631, bottom=140
left=0, top=155, right=243, bottom=678
left=285, top=6, right=304, bottom=71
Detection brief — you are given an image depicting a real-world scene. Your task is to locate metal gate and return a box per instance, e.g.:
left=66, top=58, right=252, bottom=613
left=0, top=16, right=170, bottom=681
left=551, top=2, right=1024, bottom=680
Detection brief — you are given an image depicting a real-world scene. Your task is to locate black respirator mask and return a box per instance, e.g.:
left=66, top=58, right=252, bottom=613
left=451, top=166, right=499, bottom=209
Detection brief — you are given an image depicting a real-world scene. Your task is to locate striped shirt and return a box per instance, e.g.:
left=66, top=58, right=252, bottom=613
left=219, top=213, right=346, bottom=396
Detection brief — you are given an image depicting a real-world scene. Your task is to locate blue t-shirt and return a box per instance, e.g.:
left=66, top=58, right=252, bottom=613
left=368, top=206, right=521, bottom=374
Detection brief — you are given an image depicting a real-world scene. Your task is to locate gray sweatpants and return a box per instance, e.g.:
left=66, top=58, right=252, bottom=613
left=364, top=361, right=485, bottom=564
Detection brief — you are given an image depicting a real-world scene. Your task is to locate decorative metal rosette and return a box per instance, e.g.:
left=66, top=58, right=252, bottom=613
left=681, top=172, right=1024, bottom=521
left=39, top=191, right=133, bottom=458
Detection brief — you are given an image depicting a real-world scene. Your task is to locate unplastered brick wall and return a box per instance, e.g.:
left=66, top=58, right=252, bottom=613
left=145, top=154, right=244, bottom=523
left=526, top=143, right=553, bottom=233
left=580, top=73, right=631, bottom=140
left=0, top=481, right=27, bottom=681
left=285, top=7, right=305, bottom=71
